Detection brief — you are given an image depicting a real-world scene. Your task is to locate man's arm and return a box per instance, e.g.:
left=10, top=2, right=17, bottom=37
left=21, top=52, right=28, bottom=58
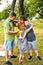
left=6, top=28, right=19, bottom=34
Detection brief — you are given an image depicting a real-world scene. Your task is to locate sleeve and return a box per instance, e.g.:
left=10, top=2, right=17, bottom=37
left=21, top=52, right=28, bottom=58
left=26, top=24, right=33, bottom=29
left=4, top=21, right=10, bottom=30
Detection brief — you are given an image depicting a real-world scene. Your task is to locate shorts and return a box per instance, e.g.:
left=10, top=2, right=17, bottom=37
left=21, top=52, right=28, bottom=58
left=27, top=40, right=37, bottom=50
left=4, top=40, right=14, bottom=52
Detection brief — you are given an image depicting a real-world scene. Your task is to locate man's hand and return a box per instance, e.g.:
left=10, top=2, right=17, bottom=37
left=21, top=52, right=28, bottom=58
left=6, top=29, right=19, bottom=34
left=14, top=30, right=19, bottom=34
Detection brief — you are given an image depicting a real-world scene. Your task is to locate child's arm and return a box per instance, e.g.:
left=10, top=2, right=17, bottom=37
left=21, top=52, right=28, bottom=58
left=23, top=24, right=33, bottom=39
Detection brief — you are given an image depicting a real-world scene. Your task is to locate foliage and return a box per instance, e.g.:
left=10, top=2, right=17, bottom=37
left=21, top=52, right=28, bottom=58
left=24, top=0, right=43, bottom=18
left=0, top=5, right=11, bottom=19
left=0, top=0, right=43, bottom=19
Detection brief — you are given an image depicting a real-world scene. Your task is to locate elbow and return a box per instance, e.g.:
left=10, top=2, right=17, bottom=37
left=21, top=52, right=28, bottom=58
left=6, top=30, right=10, bottom=34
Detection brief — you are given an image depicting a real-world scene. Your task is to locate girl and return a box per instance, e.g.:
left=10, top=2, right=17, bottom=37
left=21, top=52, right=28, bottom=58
left=15, top=16, right=28, bottom=64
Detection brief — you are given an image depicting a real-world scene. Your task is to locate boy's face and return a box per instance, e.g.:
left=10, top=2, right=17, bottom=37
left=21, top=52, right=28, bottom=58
left=25, top=21, right=29, bottom=26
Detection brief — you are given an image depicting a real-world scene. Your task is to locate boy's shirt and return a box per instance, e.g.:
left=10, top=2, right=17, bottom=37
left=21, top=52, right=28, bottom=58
left=4, top=18, right=15, bottom=41
left=26, top=24, right=36, bottom=42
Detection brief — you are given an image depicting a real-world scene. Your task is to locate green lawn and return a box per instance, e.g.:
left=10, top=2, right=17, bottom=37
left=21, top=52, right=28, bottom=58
left=0, top=20, right=43, bottom=65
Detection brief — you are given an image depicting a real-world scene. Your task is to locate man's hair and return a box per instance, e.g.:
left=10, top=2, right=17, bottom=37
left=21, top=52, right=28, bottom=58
left=10, top=11, right=16, bottom=17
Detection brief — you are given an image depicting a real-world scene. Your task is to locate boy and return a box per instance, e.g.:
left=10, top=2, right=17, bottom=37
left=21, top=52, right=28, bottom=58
left=4, top=12, right=19, bottom=65
left=22, top=19, right=41, bottom=60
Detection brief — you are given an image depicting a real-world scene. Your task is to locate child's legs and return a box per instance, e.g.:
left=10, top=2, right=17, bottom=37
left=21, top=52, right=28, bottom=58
left=34, top=50, right=39, bottom=56
left=19, top=52, right=24, bottom=64
left=19, top=54, right=24, bottom=60
left=28, top=42, right=33, bottom=56
left=32, top=40, right=39, bottom=56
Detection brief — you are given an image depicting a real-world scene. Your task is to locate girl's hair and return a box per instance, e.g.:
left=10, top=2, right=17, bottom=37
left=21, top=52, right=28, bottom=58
left=20, top=15, right=25, bottom=21
left=17, top=18, right=26, bottom=30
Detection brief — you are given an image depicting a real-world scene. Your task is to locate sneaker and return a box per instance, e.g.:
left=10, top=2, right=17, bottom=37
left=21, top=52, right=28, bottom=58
left=28, top=56, right=33, bottom=60
left=6, top=61, right=12, bottom=65
left=37, top=56, right=41, bottom=60
left=10, top=55, right=17, bottom=58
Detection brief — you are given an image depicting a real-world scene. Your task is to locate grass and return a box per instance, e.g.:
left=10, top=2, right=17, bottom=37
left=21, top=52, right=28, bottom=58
left=0, top=20, right=43, bottom=65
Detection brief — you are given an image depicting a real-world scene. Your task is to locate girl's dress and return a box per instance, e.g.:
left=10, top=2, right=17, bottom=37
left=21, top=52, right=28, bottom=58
left=16, top=27, right=28, bottom=54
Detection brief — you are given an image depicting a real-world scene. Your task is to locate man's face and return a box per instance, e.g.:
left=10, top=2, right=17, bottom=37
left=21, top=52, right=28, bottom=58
left=9, top=16, right=16, bottom=21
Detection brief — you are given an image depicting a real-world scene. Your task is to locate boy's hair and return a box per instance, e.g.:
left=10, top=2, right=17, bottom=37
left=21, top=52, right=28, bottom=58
left=24, top=18, right=30, bottom=22
left=10, top=11, right=16, bottom=17
left=24, top=18, right=28, bottom=21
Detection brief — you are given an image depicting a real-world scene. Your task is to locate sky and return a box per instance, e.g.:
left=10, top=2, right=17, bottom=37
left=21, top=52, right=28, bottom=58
left=0, top=0, right=13, bottom=12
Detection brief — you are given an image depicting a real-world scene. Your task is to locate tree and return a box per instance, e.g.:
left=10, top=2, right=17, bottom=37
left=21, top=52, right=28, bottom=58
left=11, top=0, right=16, bottom=12
left=19, top=0, right=24, bottom=16
left=36, top=0, right=43, bottom=18
left=11, top=0, right=24, bottom=16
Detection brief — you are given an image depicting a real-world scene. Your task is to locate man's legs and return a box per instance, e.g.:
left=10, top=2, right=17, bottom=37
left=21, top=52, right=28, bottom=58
left=10, top=40, right=17, bottom=58
left=5, top=50, right=8, bottom=62
left=4, top=41, right=12, bottom=65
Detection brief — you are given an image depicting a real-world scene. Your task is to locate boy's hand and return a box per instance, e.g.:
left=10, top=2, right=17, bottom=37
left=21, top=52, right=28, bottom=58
left=21, top=38, right=24, bottom=42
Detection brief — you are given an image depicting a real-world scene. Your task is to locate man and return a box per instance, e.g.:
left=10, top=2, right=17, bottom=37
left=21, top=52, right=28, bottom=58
left=4, top=12, right=19, bottom=65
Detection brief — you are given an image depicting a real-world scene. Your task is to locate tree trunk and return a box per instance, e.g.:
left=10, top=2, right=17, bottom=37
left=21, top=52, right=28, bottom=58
left=11, top=0, right=16, bottom=12
left=19, top=0, right=24, bottom=16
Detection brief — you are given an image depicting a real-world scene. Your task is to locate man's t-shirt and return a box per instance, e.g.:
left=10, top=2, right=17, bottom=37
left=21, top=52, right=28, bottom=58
left=4, top=18, right=15, bottom=41
left=26, top=24, right=36, bottom=42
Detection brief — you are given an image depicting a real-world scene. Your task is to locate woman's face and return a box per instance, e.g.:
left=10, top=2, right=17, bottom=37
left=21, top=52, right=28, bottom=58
left=19, top=18, right=24, bottom=24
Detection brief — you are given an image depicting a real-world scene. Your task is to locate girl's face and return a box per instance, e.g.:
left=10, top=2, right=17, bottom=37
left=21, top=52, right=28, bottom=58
left=21, top=24, right=25, bottom=29
left=16, top=22, right=18, bottom=27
